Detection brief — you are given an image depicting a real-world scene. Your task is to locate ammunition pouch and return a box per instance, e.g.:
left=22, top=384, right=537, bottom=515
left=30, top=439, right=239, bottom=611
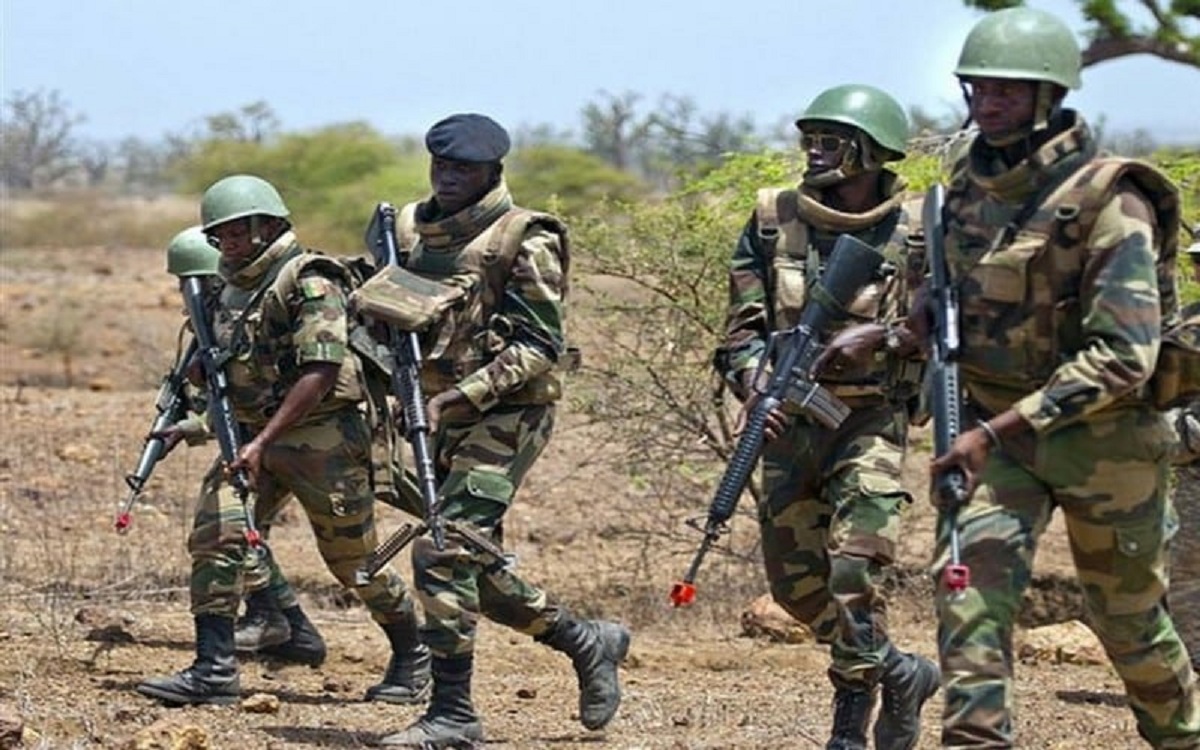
left=1151, top=312, right=1200, bottom=410
left=350, top=265, right=466, bottom=333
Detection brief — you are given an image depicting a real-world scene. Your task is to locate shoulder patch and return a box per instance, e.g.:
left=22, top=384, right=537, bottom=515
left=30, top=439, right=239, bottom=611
left=299, top=276, right=330, bottom=300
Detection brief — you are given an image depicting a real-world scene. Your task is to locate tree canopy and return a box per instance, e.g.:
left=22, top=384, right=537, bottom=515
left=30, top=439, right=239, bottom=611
left=963, top=0, right=1200, bottom=68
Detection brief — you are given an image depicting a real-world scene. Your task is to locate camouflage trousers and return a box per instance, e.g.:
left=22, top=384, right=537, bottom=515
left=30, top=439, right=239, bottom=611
left=1170, top=462, right=1200, bottom=672
left=411, top=403, right=559, bottom=658
left=934, top=407, right=1200, bottom=748
left=189, top=407, right=417, bottom=624
left=758, top=400, right=912, bottom=689
left=241, top=416, right=414, bottom=608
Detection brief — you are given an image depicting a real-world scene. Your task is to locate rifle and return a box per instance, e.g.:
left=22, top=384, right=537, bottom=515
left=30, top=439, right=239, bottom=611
left=180, top=274, right=263, bottom=549
left=924, top=183, right=970, bottom=594
left=355, top=202, right=507, bottom=586
left=669, top=233, right=886, bottom=607
left=114, top=336, right=199, bottom=533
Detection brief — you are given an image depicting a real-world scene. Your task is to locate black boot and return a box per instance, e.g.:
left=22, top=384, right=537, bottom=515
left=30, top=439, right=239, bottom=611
left=234, top=588, right=290, bottom=653
left=873, top=647, right=940, bottom=750
left=380, top=655, right=484, bottom=748
left=364, top=617, right=432, bottom=704
left=536, top=612, right=631, bottom=730
left=259, top=604, right=327, bottom=667
left=136, top=614, right=240, bottom=705
left=826, top=685, right=876, bottom=750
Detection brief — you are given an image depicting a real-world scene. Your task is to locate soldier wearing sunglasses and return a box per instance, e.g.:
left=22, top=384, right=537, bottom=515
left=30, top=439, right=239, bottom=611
left=714, top=84, right=935, bottom=750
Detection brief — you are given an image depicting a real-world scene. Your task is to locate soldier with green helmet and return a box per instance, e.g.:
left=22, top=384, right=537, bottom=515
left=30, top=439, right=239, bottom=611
left=157, top=225, right=331, bottom=668
left=713, top=84, right=936, bottom=750
left=136, top=176, right=431, bottom=707
left=918, top=6, right=1200, bottom=746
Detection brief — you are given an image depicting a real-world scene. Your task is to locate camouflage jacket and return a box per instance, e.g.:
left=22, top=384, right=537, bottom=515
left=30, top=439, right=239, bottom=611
left=216, top=231, right=363, bottom=428
left=717, top=170, right=924, bottom=402
left=396, top=181, right=569, bottom=413
left=945, top=111, right=1177, bottom=433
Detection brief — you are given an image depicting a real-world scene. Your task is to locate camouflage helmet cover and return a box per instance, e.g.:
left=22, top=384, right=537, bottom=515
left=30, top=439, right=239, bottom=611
left=794, top=84, right=909, bottom=160
left=200, top=174, right=290, bottom=231
left=955, top=6, right=1082, bottom=90
left=166, top=225, right=220, bottom=277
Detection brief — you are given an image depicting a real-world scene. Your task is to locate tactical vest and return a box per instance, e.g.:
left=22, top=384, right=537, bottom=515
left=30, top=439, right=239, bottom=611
left=396, top=203, right=571, bottom=404
left=216, top=248, right=365, bottom=427
left=945, top=156, right=1184, bottom=412
left=754, top=187, right=924, bottom=400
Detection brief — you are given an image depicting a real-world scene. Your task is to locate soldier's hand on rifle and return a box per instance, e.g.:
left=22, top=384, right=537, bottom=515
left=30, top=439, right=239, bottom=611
left=229, top=438, right=265, bottom=489
left=427, top=388, right=479, bottom=433
left=149, top=423, right=187, bottom=456
left=813, top=323, right=887, bottom=375
left=928, top=427, right=991, bottom=504
left=734, top=392, right=790, bottom=443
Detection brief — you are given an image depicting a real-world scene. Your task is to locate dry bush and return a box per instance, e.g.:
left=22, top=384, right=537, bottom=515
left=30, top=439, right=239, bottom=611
left=0, top=190, right=195, bottom=250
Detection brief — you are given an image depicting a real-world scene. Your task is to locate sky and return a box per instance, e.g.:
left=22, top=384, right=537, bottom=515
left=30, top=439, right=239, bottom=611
left=2, top=0, right=1197, bottom=146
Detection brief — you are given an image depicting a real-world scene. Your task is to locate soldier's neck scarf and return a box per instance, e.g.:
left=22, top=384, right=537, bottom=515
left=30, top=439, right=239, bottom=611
left=219, top=230, right=300, bottom=291
left=796, top=170, right=907, bottom=233
left=966, top=110, right=1097, bottom=205
left=415, top=181, right=513, bottom=250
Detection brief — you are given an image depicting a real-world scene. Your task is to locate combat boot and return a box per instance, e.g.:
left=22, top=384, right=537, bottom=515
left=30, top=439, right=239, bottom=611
left=536, top=611, right=631, bottom=730
left=364, top=617, right=432, bottom=704
left=259, top=604, right=327, bottom=667
left=233, top=588, right=290, bottom=652
left=380, top=655, right=484, bottom=748
left=873, top=647, right=940, bottom=750
left=826, top=685, right=876, bottom=750
left=136, top=614, right=240, bottom=705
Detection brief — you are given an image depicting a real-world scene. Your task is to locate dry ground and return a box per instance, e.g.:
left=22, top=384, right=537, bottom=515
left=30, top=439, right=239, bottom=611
left=0, top=245, right=1160, bottom=749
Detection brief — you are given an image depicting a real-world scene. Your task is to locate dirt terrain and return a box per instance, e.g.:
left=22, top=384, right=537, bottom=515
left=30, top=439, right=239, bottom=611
left=0, top=244, right=1166, bottom=749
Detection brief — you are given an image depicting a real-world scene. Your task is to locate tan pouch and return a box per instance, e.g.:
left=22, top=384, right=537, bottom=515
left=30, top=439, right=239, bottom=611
left=350, top=265, right=466, bottom=332
left=1152, top=313, right=1200, bottom=409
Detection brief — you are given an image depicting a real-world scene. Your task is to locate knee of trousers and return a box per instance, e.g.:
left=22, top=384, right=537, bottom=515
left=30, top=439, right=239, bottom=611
left=352, top=567, right=415, bottom=619
left=827, top=552, right=878, bottom=598
left=768, top=579, right=834, bottom=629
left=1089, top=603, right=1175, bottom=647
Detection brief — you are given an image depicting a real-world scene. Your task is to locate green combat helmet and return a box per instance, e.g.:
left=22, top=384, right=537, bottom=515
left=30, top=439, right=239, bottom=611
left=795, top=84, right=909, bottom=187
left=955, top=7, right=1081, bottom=143
left=955, top=6, right=1081, bottom=90
left=200, top=174, right=290, bottom=231
left=166, top=225, right=220, bottom=278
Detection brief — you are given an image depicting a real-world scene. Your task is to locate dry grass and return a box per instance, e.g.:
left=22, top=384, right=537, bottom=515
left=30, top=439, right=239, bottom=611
left=0, top=190, right=196, bottom=250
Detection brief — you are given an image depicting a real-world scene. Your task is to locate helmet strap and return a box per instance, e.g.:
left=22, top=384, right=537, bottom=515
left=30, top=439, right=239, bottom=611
left=803, top=138, right=863, bottom=188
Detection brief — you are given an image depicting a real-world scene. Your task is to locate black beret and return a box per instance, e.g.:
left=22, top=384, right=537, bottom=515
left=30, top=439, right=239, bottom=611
left=424, top=113, right=511, bottom=163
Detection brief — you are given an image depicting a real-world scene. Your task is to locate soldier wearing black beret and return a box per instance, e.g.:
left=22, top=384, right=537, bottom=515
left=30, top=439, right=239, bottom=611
left=424, top=112, right=511, bottom=164
left=378, top=117, right=631, bottom=747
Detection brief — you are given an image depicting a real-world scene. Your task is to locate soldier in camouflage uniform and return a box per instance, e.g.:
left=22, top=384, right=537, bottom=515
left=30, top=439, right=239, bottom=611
left=152, top=226, right=329, bottom=669
left=923, top=8, right=1200, bottom=747
left=377, top=114, right=630, bottom=748
left=1169, top=245, right=1200, bottom=672
left=136, top=175, right=430, bottom=706
left=714, top=85, right=937, bottom=750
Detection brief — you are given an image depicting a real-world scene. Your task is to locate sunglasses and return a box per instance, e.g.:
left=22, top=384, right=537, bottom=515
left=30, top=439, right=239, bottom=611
left=800, top=132, right=851, bottom=152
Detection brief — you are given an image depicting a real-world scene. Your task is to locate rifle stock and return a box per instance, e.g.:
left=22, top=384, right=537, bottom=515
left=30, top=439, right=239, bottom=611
left=181, top=276, right=262, bottom=549
left=355, top=202, right=507, bottom=586
left=115, top=337, right=198, bottom=533
left=925, top=183, right=970, bottom=594
left=669, top=233, right=885, bottom=607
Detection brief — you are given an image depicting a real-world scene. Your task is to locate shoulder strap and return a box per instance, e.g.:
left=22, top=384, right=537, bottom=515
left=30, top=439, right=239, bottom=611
left=1046, top=157, right=1181, bottom=319
left=396, top=202, right=420, bottom=259
left=482, top=207, right=571, bottom=297
left=754, top=188, right=798, bottom=241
